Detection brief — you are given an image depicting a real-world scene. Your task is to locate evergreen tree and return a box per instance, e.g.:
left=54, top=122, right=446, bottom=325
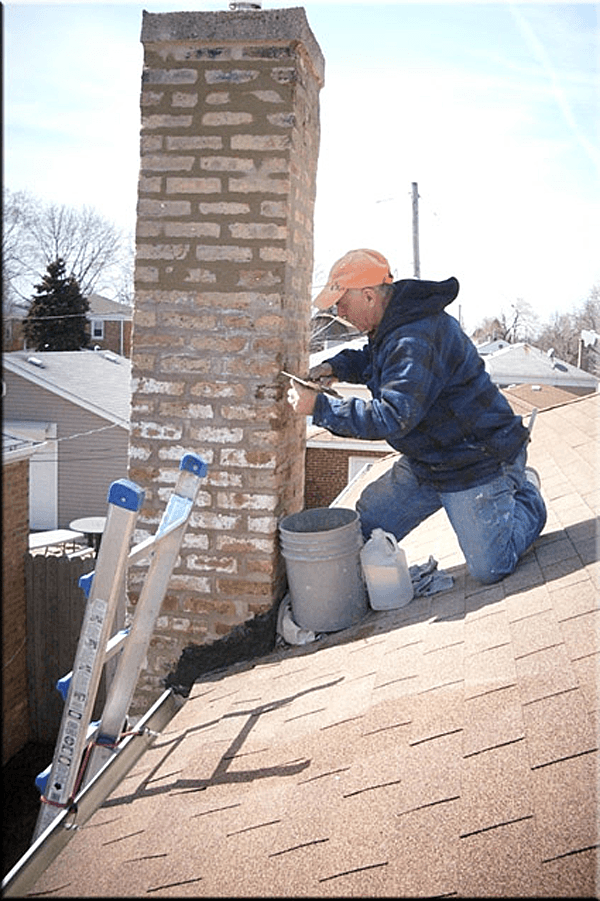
left=23, top=257, right=90, bottom=351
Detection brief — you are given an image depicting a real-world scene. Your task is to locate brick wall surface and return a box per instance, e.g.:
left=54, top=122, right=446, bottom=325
left=2, top=459, right=31, bottom=763
left=304, top=447, right=389, bottom=509
left=129, top=8, right=324, bottom=710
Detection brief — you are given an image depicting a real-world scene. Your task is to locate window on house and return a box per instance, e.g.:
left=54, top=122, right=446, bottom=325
left=348, top=456, right=376, bottom=483
left=91, top=319, right=104, bottom=340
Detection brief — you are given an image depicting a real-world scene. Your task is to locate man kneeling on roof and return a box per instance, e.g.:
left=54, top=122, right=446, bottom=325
left=287, top=248, right=546, bottom=585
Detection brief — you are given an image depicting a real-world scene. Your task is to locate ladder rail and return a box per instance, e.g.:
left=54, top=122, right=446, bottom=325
left=32, top=453, right=207, bottom=840
left=84, top=455, right=207, bottom=784
left=32, top=480, right=144, bottom=842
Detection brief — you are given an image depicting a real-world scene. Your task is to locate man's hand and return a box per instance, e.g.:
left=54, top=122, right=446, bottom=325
left=307, top=362, right=335, bottom=385
left=287, top=381, right=317, bottom=416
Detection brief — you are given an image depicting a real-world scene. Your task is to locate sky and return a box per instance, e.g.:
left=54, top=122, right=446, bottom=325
left=4, top=0, right=599, bottom=333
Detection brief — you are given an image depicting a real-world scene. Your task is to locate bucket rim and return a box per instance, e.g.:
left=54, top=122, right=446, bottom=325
left=279, top=506, right=359, bottom=534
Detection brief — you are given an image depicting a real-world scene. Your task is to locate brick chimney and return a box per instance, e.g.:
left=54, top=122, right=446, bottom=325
left=128, top=6, right=324, bottom=709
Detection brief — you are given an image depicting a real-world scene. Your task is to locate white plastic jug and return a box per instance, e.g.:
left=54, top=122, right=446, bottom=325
left=360, top=528, right=414, bottom=610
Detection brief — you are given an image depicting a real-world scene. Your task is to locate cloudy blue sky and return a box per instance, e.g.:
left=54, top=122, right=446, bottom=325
left=4, top=1, right=599, bottom=331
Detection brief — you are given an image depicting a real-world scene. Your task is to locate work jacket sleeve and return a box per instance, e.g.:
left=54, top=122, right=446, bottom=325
left=324, top=344, right=373, bottom=384
left=312, top=333, right=442, bottom=442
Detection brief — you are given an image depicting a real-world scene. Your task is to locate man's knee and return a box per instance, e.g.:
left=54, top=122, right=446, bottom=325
left=466, top=549, right=519, bottom=585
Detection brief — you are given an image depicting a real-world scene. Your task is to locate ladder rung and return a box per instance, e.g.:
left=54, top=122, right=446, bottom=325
left=35, top=720, right=100, bottom=795
left=55, top=629, right=130, bottom=701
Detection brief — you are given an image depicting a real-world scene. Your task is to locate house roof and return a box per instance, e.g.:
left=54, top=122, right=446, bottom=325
left=2, top=350, right=131, bottom=427
left=3, top=294, right=131, bottom=321
left=2, top=430, right=43, bottom=463
left=87, top=294, right=133, bottom=319
left=22, top=393, right=599, bottom=898
left=474, top=338, right=510, bottom=355
left=502, top=383, right=585, bottom=416
left=484, top=342, right=599, bottom=389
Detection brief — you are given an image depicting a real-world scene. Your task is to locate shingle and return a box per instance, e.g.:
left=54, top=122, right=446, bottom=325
left=391, top=798, right=460, bottom=896
left=531, top=750, right=599, bottom=860
left=464, top=641, right=517, bottom=699
left=509, top=607, right=564, bottom=658
left=462, top=685, right=525, bottom=756
left=458, top=817, right=542, bottom=896
left=464, top=608, right=511, bottom=654
left=559, top=608, right=600, bottom=661
left=522, top=688, right=597, bottom=767
left=515, top=643, right=579, bottom=705
left=459, top=740, right=533, bottom=835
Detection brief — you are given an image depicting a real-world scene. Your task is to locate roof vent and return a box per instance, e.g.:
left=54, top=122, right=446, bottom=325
left=27, top=356, right=45, bottom=368
left=229, top=1, right=262, bottom=9
left=103, top=351, right=119, bottom=364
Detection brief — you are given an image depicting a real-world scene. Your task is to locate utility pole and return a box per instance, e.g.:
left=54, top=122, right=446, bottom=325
left=411, top=182, right=420, bottom=278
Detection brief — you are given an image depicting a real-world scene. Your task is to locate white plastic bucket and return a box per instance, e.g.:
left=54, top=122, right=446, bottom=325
left=279, top=507, right=368, bottom=632
left=360, top=528, right=414, bottom=609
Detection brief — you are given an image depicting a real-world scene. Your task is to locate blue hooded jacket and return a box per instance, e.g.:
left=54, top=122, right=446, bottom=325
left=311, top=276, right=529, bottom=491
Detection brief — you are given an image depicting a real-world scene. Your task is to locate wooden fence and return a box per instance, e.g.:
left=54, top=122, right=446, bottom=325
left=25, top=552, right=124, bottom=744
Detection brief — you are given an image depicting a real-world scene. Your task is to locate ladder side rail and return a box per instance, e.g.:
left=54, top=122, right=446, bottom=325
left=84, top=454, right=207, bottom=783
left=3, top=689, right=181, bottom=899
left=32, top=480, right=144, bottom=842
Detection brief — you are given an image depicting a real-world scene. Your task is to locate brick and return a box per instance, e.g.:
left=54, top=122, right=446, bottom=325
left=205, top=69, right=259, bottom=84
left=199, top=201, right=250, bottom=215
left=167, top=136, right=222, bottom=150
left=231, top=134, right=290, bottom=151
left=137, top=244, right=190, bottom=260
left=195, top=245, right=253, bottom=262
left=200, top=156, right=254, bottom=172
left=166, top=177, right=221, bottom=193
left=202, top=112, right=253, bottom=126
left=138, top=199, right=191, bottom=217
left=164, top=222, right=220, bottom=238
left=172, top=92, right=198, bottom=107
left=143, top=68, right=198, bottom=84
left=206, top=91, right=230, bottom=104
left=142, top=114, right=193, bottom=129
left=141, top=155, right=194, bottom=171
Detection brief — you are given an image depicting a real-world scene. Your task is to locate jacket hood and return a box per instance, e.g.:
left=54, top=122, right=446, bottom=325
left=373, top=276, right=460, bottom=345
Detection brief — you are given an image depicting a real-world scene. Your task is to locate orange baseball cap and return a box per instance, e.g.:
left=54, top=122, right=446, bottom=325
left=313, top=248, right=393, bottom=310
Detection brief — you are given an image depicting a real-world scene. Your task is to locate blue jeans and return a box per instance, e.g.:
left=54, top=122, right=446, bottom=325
left=356, top=449, right=547, bottom=584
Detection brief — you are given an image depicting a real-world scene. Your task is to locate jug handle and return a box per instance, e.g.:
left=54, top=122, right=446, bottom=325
left=383, top=531, right=399, bottom=553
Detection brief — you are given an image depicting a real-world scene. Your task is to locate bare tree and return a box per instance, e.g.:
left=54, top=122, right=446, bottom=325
left=536, top=284, right=600, bottom=375
left=3, top=188, right=133, bottom=303
left=472, top=300, right=539, bottom=345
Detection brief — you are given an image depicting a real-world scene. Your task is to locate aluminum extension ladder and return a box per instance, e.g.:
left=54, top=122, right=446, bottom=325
left=32, top=452, right=208, bottom=843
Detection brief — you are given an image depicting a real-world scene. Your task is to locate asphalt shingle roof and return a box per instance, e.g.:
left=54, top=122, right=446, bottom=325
left=25, top=394, right=599, bottom=897
left=3, top=350, right=131, bottom=425
left=483, top=342, right=598, bottom=390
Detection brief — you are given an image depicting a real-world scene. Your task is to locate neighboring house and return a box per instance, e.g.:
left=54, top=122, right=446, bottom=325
left=2, top=294, right=133, bottom=357
left=305, top=425, right=391, bottom=508
left=475, top=338, right=510, bottom=355
left=2, top=433, right=39, bottom=764
left=2, top=350, right=131, bottom=530
left=86, top=294, right=133, bottom=357
left=309, top=311, right=361, bottom=353
left=484, top=342, right=599, bottom=393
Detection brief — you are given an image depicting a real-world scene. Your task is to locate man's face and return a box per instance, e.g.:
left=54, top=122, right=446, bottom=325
left=336, top=288, right=380, bottom=334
